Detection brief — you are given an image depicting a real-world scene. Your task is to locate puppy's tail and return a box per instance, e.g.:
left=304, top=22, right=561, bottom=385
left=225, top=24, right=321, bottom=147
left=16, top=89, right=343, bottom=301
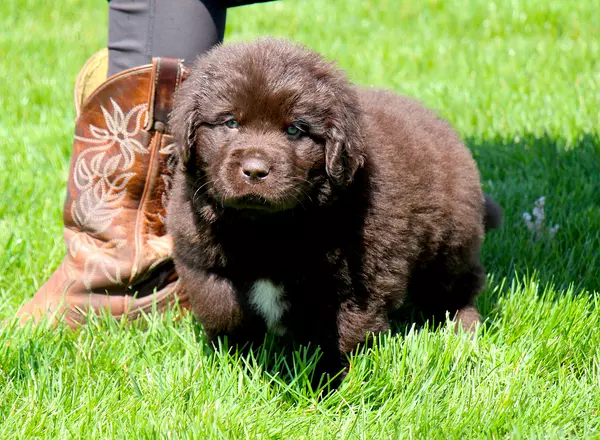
left=483, top=194, right=503, bottom=232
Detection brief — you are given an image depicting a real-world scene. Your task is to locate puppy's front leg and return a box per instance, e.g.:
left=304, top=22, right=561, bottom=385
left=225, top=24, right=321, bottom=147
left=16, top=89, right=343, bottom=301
left=299, top=299, right=390, bottom=387
left=177, top=265, right=266, bottom=347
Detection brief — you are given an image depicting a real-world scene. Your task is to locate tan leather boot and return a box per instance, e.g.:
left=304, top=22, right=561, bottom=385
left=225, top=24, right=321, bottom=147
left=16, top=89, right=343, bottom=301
left=16, top=52, right=189, bottom=327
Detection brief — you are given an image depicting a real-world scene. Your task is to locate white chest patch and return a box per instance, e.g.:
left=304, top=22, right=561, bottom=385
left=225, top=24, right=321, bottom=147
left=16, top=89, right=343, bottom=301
left=248, top=279, right=288, bottom=334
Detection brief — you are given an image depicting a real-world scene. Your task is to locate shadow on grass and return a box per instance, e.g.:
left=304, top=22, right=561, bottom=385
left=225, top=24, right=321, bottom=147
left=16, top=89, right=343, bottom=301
left=469, top=132, right=600, bottom=318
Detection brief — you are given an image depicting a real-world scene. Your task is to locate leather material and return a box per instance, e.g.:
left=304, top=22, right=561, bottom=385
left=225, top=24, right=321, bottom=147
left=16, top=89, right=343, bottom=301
left=17, top=58, right=190, bottom=327
left=145, top=57, right=187, bottom=134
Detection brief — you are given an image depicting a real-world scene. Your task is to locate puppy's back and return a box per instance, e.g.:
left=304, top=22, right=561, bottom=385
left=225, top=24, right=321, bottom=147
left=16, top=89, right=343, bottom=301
left=356, top=87, right=485, bottom=257
left=357, top=88, right=465, bottom=159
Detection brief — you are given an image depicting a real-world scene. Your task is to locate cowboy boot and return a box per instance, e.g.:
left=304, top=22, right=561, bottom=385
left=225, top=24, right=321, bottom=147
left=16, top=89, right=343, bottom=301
left=16, top=52, right=189, bottom=327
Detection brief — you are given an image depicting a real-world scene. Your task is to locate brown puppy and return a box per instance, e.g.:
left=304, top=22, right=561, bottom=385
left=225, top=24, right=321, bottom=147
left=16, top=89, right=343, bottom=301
left=168, top=39, right=500, bottom=378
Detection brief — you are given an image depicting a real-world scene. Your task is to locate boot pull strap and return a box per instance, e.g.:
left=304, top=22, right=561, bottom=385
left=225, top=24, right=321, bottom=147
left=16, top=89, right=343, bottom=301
left=145, top=57, right=188, bottom=134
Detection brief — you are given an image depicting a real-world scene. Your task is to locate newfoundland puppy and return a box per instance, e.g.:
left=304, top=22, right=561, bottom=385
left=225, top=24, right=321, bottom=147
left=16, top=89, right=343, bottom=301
left=168, top=39, right=500, bottom=379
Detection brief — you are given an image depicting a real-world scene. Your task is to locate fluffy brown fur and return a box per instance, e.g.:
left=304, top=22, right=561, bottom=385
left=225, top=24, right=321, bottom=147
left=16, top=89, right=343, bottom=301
left=167, top=39, right=501, bottom=379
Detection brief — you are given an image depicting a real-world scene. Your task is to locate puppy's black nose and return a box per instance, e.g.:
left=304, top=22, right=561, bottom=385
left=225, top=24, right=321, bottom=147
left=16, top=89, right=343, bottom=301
left=241, top=158, right=270, bottom=181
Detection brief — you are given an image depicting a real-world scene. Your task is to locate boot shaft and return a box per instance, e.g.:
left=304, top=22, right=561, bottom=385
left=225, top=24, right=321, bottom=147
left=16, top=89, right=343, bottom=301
left=17, top=57, right=190, bottom=326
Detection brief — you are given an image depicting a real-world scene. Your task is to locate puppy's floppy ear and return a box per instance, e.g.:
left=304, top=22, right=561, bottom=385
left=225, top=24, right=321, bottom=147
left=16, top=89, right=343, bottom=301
left=169, top=82, right=199, bottom=170
left=325, top=91, right=366, bottom=186
left=180, top=115, right=200, bottom=169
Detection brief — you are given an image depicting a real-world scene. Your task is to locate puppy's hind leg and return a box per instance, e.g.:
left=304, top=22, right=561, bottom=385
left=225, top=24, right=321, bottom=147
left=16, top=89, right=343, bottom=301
left=454, top=302, right=482, bottom=332
left=408, top=252, right=486, bottom=332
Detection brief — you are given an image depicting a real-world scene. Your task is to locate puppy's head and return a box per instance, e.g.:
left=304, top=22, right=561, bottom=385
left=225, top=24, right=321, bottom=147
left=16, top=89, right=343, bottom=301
left=171, top=39, right=364, bottom=214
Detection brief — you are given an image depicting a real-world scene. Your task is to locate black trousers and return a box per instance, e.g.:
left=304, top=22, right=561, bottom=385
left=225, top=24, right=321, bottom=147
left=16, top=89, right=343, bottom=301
left=107, top=0, right=275, bottom=77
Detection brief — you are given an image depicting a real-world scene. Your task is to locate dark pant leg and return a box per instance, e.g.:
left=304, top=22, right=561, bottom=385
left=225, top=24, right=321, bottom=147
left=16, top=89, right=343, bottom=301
left=107, top=0, right=227, bottom=77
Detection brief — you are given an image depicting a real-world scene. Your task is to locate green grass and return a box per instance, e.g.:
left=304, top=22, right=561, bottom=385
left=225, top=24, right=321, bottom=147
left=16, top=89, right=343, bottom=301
left=1, top=0, right=599, bottom=437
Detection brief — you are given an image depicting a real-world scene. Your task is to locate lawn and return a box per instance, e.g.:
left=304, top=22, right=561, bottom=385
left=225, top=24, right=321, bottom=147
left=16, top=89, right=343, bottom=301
left=1, top=0, right=599, bottom=438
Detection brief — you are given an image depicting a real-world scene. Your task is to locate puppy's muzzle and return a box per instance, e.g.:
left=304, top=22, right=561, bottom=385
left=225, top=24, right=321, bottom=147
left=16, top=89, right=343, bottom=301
left=241, top=157, right=271, bottom=183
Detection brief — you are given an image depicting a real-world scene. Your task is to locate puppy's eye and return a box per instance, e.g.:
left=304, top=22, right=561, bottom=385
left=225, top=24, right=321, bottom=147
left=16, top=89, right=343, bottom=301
left=285, top=124, right=304, bottom=139
left=225, top=119, right=239, bottom=129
